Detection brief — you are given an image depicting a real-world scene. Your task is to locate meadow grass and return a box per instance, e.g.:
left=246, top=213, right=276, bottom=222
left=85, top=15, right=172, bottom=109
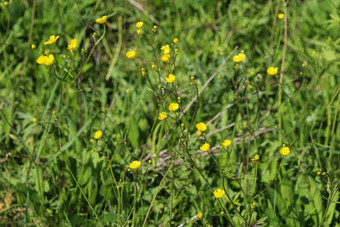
left=0, top=0, right=340, bottom=226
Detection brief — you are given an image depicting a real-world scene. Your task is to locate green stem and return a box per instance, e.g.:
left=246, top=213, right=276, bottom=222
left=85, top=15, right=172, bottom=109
left=142, top=162, right=174, bottom=227
left=60, top=152, right=103, bottom=226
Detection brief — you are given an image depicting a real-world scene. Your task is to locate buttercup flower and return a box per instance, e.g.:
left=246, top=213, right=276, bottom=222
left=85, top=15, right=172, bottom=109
left=36, top=55, right=54, bottom=65
left=136, top=21, right=144, bottom=28
left=126, top=50, right=136, bottom=59
left=36, top=56, right=46, bottom=65
left=222, top=139, right=231, bottom=147
left=280, top=146, right=290, bottom=156
left=96, top=15, right=107, bottom=24
left=213, top=188, right=225, bottom=198
left=44, top=55, right=54, bottom=65
left=158, top=112, right=167, bottom=120
left=197, top=131, right=202, bottom=136
left=67, top=39, right=77, bottom=51
left=44, top=35, right=59, bottom=45
left=252, top=154, right=260, bottom=163
left=200, top=143, right=210, bottom=152
left=197, top=212, right=203, bottom=218
left=137, top=29, right=141, bottom=35
left=161, top=54, right=170, bottom=62
left=278, top=13, right=284, bottom=19
left=129, top=161, right=141, bottom=169
left=165, top=74, right=176, bottom=83
left=31, top=44, right=36, bottom=49
left=161, top=44, right=171, bottom=54
left=94, top=130, right=103, bottom=140
left=168, top=103, right=179, bottom=112
left=267, top=67, right=278, bottom=76
left=173, top=38, right=178, bottom=43
left=33, top=118, right=37, bottom=122
left=195, top=122, right=207, bottom=132
left=232, top=53, right=246, bottom=62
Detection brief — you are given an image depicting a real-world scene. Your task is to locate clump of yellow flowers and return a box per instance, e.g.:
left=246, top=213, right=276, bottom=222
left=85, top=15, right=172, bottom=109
left=129, top=161, right=141, bottom=169
left=161, top=44, right=171, bottom=62
left=267, top=66, right=278, bottom=76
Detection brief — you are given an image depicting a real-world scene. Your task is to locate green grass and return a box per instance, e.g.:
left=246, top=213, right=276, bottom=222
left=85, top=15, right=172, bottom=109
left=0, top=0, right=340, bottom=226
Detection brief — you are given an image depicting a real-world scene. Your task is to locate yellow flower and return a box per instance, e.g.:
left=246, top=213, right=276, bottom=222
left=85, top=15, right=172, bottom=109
left=195, top=122, right=207, bottom=132
left=151, top=64, right=156, bottom=69
left=267, top=67, right=278, bottom=76
left=94, top=130, right=103, bottom=140
left=96, top=15, right=107, bottom=24
left=200, top=143, right=210, bottom=152
left=44, top=35, right=59, bottom=45
left=153, top=25, right=157, bottom=29
left=136, top=21, right=144, bottom=28
left=251, top=154, right=259, bottom=163
left=278, top=13, right=284, bottom=19
left=197, top=131, right=202, bottom=136
left=158, top=112, right=167, bottom=120
left=197, top=212, right=203, bottom=218
left=312, top=51, right=316, bottom=56
left=36, top=56, right=46, bottom=65
left=165, top=74, right=176, bottom=83
left=129, top=161, right=141, bottom=169
left=232, top=53, right=246, bottom=62
left=168, top=103, right=179, bottom=112
left=33, top=118, right=37, bottom=122
left=280, top=146, right=290, bottom=156
left=44, top=55, right=54, bottom=66
left=31, top=44, right=36, bottom=49
left=161, top=54, right=170, bottom=62
left=221, top=139, right=231, bottom=147
left=67, top=39, right=77, bottom=51
left=213, top=188, right=225, bottom=198
left=4, top=1, right=8, bottom=5
left=137, top=29, right=141, bottom=35
left=173, top=38, right=178, bottom=43
left=161, top=44, right=171, bottom=54
left=37, top=55, right=54, bottom=65
left=126, top=50, right=136, bottom=59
